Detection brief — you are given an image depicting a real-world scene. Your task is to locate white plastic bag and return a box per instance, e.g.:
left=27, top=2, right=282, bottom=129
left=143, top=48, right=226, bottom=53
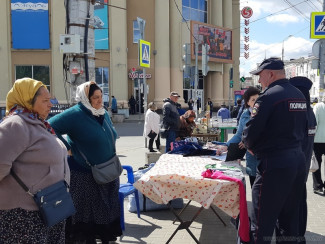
left=310, top=153, right=319, bottom=173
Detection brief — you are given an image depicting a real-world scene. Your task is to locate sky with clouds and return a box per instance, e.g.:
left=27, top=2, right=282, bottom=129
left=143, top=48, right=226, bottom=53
left=239, top=0, right=322, bottom=77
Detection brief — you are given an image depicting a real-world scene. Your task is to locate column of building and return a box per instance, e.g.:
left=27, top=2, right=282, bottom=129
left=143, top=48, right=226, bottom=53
left=0, top=1, right=12, bottom=106
left=223, top=0, right=233, bottom=106
left=154, top=0, right=171, bottom=107
left=109, top=0, right=128, bottom=106
left=169, top=0, right=184, bottom=104
left=210, top=0, right=224, bottom=106
left=51, top=2, right=66, bottom=102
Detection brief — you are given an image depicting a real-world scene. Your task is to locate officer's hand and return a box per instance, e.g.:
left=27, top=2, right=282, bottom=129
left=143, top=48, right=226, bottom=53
left=247, top=149, right=254, bottom=155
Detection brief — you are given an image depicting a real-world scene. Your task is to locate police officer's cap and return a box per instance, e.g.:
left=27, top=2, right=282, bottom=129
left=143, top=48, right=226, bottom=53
left=289, top=76, right=313, bottom=91
left=251, top=57, right=284, bottom=75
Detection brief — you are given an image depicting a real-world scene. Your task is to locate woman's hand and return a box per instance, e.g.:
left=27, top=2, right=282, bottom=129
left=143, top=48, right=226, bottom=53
left=68, top=149, right=73, bottom=156
left=238, top=141, right=246, bottom=149
left=216, top=145, right=228, bottom=155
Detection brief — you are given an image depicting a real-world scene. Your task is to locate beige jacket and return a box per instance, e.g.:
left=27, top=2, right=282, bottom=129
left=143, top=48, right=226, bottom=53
left=0, top=112, right=69, bottom=210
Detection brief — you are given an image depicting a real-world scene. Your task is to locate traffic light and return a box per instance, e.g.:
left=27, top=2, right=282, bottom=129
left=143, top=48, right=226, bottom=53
left=182, top=43, right=191, bottom=76
left=240, top=76, right=246, bottom=82
left=202, top=44, right=210, bottom=76
left=230, top=80, right=234, bottom=88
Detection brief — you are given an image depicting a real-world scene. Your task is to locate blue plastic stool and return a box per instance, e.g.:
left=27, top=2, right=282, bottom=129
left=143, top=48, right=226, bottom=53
left=119, top=165, right=140, bottom=230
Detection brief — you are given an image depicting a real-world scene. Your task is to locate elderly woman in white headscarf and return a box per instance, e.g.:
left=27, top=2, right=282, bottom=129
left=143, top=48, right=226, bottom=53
left=49, top=81, right=122, bottom=244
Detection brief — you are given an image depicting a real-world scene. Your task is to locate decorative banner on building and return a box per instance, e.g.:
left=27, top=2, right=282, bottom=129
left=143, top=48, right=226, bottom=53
left=191, top=21, right=233, bottom=63
left=11, top=0, right=50, bottom=49
left=94, top=0, right=109, bottom=49
left=241, top=6, right=253, bottom=59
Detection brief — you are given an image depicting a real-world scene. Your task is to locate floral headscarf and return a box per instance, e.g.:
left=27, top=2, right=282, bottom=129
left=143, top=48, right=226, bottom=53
left=75, top=81, right=105, bottom=116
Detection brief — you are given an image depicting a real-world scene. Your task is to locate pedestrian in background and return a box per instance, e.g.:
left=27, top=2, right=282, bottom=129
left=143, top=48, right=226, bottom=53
left=0, top=78, right=68, bottom=243
left=111, top=95, right=117, bottom=113
left=162, top=91, right=181, bottom=152
left=312, top=96, right=325, bottom=195
left=243, top=58, right=307, bottom=243
left=188, top=98, right=194, bottom=110
left=49, top=81, right=122, bottom=244
left=217, top=104, right=230, bottom=120
left=129, top=95, right=136, bottom=115
left=178, top=110, right=196, bottom=140
left=231, top=98, right=242, bottom=119
left=144, top=102, right=160, bottom=152
left=206, top=98, right=213, bottom=118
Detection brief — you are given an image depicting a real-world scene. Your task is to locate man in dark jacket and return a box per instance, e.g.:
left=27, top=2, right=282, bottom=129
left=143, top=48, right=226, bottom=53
left=163, top=91, right=181, bottom=152
left=276, top=76, right=316, bottom=244
left=242, top=58, right=307, bottom=243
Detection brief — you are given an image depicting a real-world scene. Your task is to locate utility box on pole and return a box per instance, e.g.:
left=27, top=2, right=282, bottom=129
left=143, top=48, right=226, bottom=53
left=59, top=34, right=81, bottom=54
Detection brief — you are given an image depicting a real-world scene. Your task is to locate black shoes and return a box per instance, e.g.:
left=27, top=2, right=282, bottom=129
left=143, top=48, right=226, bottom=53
left=313, top=188, right=324, bottom=195
left=149, top=149, right=157, bottom=152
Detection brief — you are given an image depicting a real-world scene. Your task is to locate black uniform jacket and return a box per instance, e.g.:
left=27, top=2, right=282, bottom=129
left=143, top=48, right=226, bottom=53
left=242, top=79, right=308, bottom=159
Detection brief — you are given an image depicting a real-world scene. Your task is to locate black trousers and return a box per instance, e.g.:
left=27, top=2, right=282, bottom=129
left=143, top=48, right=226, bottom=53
left=251, top=148, right=306, bottom=244
left=313, top=143, right=325, bottom=190
left=148, top=133, right=160, bottom=150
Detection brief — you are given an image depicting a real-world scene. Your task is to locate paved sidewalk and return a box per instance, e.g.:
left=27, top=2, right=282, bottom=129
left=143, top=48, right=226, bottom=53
left=114, top=122, right=325, bottom=244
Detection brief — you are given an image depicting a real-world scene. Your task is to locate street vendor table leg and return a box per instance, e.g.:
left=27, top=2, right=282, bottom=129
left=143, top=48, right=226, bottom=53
left=220, top=129, right=225, bottom=142
left=172, top=200, right=192, bottom=224
left=166, top=203, right=203, bottom=244
left=210, top=206, right=227, bottom=226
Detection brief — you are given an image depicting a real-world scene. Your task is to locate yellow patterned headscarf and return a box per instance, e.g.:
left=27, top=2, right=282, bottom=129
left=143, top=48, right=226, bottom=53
left=6, top=78, right=46, bottom=115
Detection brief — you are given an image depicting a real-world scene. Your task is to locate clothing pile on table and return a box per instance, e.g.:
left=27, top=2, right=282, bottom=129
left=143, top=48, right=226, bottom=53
left=168, top=139, right=216, bottom=157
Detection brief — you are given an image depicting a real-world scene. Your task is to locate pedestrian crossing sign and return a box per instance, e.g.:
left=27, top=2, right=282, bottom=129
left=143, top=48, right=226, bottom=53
left=311, top=12, right=325, bottom=39
left=139, top=39, right=150, bottom=68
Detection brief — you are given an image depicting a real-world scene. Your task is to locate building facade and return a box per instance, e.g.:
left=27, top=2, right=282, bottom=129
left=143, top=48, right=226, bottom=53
left=0, top=0, right=241, bottom=114
left=251, top=56, right=320, bottom=99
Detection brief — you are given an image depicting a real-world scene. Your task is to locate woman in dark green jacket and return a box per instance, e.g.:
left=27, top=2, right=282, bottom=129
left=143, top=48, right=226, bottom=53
left=49, top=81, right=121, bottom=244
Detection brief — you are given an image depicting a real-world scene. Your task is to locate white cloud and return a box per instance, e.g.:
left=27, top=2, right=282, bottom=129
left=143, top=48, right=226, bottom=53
left=266, top=14, right=300, bottom=24
left=240, top=0, right=321, bottom=21
left=240, top=37, right=315, bottom=77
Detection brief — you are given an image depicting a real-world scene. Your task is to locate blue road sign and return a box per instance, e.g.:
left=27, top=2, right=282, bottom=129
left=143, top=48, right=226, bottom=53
left=311, top=12, right=325, bottom=39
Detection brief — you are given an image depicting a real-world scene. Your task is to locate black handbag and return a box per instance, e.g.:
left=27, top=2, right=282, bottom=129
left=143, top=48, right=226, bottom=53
left=160, top=124, right=169, bottom=139
left=147, top=131, right=157, bottom=139
left=11, top=169, right=76, bottom=227
left=76, top=119, right=123, bottom=185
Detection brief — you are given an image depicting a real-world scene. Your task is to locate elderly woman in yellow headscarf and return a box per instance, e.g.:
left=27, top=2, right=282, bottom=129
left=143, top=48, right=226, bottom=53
left=0, top=78, right=69, bottom=244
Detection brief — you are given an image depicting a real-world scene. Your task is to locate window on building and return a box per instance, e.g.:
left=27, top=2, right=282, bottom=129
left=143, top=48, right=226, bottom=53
left=15, top=65, right=50, bottom=91
left=182, top=0, right=207, bottom=23
left=133, top=20, right=141, bottom=44
left=95, top=67, right=109, bottom=106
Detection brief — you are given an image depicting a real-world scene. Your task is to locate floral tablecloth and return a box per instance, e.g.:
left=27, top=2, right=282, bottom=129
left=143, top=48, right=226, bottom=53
left=134, top=154, right=243, bottom=218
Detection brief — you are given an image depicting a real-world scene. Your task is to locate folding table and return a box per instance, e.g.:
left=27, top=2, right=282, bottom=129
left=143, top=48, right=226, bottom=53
left=134, top=154, right=244, bottom=244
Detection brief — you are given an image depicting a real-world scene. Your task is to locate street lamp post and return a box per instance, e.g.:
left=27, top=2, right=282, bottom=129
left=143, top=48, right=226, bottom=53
left=282, top=35, right=293, bottom=61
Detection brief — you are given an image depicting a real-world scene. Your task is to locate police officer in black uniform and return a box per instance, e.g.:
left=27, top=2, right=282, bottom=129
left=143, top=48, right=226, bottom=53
left=242, top=58, right=308, bottom=244
left=275, top=77, right=316, bottom=244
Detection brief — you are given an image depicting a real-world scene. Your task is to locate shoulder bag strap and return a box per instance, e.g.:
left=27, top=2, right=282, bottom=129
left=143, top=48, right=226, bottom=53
left=75, top=147, right=92, bottom=167
left=75, top=119, right=116, bottom=167
left=10, top=169, right=34, bottom=197
left=11, top=158, right=69, bottom=195
left=104, top=119, right=116, bottom=154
